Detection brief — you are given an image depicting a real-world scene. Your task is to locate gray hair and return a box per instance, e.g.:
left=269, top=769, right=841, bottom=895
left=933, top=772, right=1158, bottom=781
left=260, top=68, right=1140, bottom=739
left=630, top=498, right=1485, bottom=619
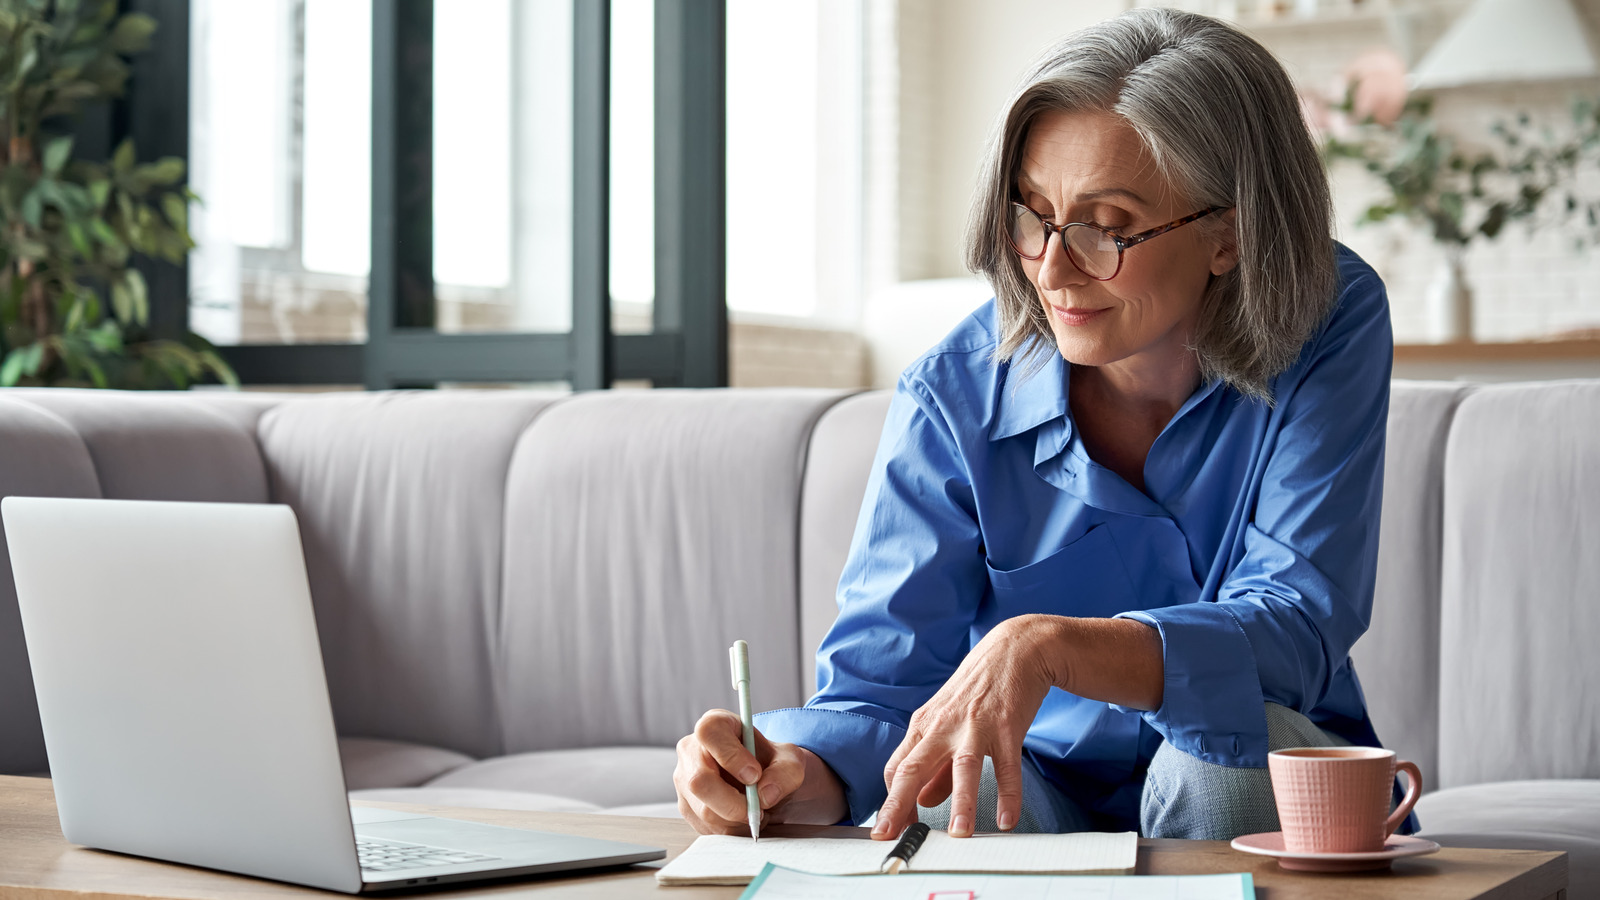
left=964, top=8, right=1336, bottom=402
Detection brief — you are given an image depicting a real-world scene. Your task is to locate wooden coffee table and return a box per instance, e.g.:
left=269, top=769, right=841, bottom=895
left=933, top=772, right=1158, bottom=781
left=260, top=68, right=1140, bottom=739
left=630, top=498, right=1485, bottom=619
left=0, top=775, right=1566, bottom=899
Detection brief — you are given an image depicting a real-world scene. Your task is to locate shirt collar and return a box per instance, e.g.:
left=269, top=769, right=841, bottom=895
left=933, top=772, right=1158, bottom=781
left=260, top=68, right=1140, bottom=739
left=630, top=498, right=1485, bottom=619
left=987, top=338, right=1231, bottom=447
left=989, top=342, right=1069, bottom=442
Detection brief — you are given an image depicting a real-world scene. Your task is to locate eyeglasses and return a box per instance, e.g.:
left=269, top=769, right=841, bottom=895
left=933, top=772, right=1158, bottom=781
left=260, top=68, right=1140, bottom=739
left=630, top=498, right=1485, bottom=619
left=1005, top=202, right=1227, bottom=281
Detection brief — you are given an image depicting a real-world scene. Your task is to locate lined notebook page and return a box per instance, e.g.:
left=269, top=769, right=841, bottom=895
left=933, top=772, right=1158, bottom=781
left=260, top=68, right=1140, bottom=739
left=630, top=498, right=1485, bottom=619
left=656, top=831, right=1139, bottom=886
left=913, top=830, right=1138, bottom=874
left=656, top=836, right=893, bottom=884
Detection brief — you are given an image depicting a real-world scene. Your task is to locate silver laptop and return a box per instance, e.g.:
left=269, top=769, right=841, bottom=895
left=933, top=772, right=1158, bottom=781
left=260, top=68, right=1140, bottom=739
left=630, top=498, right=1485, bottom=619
left=1, top=496, right=665, bottom=893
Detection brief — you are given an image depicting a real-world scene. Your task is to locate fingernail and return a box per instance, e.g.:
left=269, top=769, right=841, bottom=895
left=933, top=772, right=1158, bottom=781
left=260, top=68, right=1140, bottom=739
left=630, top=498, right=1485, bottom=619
left=951, top=814, right=970, bottom=836
left=760, top=784, right=778, bottom=806
left=998, top=810, right=1016, bottom=831
left=739, top=765, right=759, bottom=784
left=871, top=815, right=889, bottom=837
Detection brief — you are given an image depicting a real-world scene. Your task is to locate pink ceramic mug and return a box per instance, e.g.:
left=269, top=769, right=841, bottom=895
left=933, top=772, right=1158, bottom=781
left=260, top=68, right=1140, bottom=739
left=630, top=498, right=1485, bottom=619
left=1267, top=747, right=1422, bottom=854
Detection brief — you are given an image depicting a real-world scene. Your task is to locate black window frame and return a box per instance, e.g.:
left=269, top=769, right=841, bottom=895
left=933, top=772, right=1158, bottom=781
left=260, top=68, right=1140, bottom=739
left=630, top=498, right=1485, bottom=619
left=119, top=0, right=727, bottom=390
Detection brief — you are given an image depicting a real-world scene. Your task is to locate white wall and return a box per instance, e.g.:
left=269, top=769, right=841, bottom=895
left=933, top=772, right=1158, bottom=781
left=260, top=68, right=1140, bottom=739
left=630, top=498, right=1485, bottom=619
left=899, top=1, right=1124, bottom=281
left=862, top=1, right=1121, bottom=388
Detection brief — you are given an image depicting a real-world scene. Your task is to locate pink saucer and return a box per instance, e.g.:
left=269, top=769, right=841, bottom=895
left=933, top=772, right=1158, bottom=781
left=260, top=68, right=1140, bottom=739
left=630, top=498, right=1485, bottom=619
left=1230, top=831, right=1441, bottom=872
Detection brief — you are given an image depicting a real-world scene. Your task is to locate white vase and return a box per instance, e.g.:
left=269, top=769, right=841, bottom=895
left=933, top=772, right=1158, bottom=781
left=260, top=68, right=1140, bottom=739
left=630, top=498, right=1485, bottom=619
left=1424, top=250, right=1474, bottom=343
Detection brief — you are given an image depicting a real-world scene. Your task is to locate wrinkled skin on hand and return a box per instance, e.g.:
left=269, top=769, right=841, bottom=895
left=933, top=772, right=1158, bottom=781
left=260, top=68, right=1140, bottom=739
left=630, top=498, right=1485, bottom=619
left=872, top=615, right=1060, bottom=840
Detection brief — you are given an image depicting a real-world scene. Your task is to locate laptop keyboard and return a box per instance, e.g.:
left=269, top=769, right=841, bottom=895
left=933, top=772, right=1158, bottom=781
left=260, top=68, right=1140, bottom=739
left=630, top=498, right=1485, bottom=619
left=357, top=837, right=500, bottom=872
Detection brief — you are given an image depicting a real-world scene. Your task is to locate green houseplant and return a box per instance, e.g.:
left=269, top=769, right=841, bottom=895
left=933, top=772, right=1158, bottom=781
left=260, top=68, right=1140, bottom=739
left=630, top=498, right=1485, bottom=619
left=1317, top=61, right=1600, bottom=341
left=1322, top=95, right=1595, bottom=250
left=0, top=0, right=235, bottom=388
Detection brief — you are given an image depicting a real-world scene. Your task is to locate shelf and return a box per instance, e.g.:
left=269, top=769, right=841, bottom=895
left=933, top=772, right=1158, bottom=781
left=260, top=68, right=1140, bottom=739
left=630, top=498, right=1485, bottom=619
left=1393, top=338, right=1600, bottom=362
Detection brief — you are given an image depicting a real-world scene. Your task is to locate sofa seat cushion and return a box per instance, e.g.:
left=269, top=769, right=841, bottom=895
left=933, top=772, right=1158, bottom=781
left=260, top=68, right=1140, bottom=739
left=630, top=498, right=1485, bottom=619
left=349, top=787, right=601, bottom=814
left=1417, top=780, right=1600, bottom=895
left=424, top=746, right=679, bottom=809
left=338, top=737, right=475, bottom=790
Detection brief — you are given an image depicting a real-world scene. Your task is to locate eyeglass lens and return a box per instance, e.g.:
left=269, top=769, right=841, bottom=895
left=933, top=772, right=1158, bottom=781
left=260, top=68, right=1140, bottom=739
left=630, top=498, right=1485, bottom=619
left=1008, top=205, right=1120, bottom=279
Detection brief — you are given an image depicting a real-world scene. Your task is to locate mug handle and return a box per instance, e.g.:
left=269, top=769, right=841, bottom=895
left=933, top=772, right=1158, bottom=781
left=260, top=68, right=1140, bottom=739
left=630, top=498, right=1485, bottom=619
left=1384, top=760, right=1423, bottom=838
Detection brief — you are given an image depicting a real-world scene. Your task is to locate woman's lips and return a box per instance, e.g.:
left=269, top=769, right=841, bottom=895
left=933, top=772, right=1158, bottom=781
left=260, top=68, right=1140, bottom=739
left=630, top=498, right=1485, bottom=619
left=1051, top=305, right=1110, bottom=327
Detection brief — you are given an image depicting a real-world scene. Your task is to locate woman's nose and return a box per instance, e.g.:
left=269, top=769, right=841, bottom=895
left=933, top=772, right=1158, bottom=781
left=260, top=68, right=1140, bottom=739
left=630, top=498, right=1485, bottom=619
left=1036, top=232, right=1088, bottom=292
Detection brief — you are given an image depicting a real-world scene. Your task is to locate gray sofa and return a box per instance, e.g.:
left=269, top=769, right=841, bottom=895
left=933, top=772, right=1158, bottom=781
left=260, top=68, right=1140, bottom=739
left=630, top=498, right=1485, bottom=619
left=0, top=382, right=1594, bottom=890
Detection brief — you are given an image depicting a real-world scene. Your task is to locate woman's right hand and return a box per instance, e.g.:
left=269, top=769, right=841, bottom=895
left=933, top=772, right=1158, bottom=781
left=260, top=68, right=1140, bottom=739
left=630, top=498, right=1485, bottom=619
left=674, top=709, right=850, bottom=834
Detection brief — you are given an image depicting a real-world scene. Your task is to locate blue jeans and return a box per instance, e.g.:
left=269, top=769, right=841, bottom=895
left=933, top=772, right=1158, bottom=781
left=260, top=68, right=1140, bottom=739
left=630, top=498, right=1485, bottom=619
left=913, top=703, right=1348, bottom=839
left=1139, top=701, right=1352, bottom=839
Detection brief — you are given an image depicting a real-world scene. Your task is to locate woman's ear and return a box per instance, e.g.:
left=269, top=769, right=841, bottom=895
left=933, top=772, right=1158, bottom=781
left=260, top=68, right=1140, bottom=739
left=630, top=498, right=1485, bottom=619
left=1209, top=208, right=1239, bottom=276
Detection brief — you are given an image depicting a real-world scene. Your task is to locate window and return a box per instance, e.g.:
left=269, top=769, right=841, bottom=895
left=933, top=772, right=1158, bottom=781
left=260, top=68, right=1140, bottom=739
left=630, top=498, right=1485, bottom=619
left=178, top=0, right=727, bottom=388
left=189, top=0, right=371, bottom=346
left=724, top=2, right=868, bottom=325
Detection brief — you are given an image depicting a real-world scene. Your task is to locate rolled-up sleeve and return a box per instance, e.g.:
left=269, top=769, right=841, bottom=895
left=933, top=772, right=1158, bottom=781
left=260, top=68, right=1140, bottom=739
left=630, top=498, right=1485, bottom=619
left=1116, top=274, right=1393, bottom=766
left=757, top=374, right=989, bottom=825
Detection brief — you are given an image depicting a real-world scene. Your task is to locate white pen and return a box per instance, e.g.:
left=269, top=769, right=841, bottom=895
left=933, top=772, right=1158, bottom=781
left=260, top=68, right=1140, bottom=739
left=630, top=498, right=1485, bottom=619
left=728, top=640, right=761, bottom=842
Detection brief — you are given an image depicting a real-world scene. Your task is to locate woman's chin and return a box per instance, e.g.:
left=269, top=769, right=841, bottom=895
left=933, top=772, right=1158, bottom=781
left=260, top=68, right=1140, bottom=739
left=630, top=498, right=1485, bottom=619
left=1050, top=331, right=1125, bottom=369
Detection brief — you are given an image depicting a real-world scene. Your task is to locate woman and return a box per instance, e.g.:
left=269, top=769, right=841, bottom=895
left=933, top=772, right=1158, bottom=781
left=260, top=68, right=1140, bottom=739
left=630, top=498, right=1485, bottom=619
left=674, top=8, right=1410, bottom=841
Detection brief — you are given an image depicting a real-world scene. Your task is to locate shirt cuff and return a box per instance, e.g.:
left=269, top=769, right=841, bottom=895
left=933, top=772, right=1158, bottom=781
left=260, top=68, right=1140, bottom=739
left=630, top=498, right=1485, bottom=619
left=1112, top=604, right=1269, bottom=767
left=755, top=706, right=908, bottom=826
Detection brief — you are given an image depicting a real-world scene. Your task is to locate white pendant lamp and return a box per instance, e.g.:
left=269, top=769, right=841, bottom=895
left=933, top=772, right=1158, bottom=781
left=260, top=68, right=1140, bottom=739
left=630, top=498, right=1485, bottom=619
left=1409, top=0, right=1600, bottom=90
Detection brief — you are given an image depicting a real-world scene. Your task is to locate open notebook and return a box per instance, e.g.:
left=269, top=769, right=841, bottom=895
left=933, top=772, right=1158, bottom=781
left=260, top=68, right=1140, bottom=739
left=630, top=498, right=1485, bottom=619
left=656, top=828, right=1139, bottom=886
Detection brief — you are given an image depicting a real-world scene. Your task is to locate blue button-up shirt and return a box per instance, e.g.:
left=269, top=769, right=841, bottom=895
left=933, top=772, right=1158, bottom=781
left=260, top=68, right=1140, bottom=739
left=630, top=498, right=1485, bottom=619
left=758, top=244, right=1402, bottom=832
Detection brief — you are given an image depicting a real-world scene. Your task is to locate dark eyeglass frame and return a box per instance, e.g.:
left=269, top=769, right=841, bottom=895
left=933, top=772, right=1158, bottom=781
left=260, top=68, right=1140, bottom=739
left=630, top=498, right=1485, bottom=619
left=1006, top=202, right=1229, bottom=281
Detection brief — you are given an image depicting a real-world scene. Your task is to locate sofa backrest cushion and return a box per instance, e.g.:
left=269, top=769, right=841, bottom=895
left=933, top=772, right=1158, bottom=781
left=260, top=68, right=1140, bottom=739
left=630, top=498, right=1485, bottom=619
left=1437, top=381, right=1600, bottom=788
left=797, top=390, right=892, bottom=694
left=1351, top=380, right=1472, bottom=785
left=497, top=389, right=848, bottom=752
left=0, top=397, right=102, bottom=774
left=258, top=392, right=561, bottom=759
left=9, top=390, right=271, bottom=503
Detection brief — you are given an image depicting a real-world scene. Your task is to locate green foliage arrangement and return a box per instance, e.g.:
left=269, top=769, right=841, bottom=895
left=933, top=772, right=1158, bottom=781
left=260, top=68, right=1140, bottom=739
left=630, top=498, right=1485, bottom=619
left=0, top=0, right=235, bottom=389
left=1322, top=91, right=1600, bottom=251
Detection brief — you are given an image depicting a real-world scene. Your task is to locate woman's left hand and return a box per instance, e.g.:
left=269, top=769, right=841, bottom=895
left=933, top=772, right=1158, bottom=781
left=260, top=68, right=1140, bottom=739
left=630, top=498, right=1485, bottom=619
left=871, top=613, right=1064, bottom=840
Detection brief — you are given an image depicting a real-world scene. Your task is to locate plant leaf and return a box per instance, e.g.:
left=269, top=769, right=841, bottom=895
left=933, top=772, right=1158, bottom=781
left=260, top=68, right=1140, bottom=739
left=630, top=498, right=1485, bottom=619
left=41, top=134, right=71, bottom=175
left=110, top=278, right=131, bottom=322
left=20, top=341, right=44, bottom=376
left=57, top=181, right=92, bottom=215
left=88, top=216, right=119, bottom=248
left=141, top=156, right=184, bottom=185
left=65, top=220, right=91, bottom=259
left=107, top=12, right=157, bottom=55
left=125, top=267, right=148, bottom=324
left=111, top=137, right=134, bottom=174
left=1480, top=202, right=1509, bottom=239
left=78, top=288, right=101, bottom=329
left=0, top=345, right=28, bottom=386
left=80, top=350, right=106, bottom=388
left=20, top=188, right=41, bottom=228
left=160, top=191, right=185, bottom=230
left=62, top=290, right=85, bottom=332
left=87, top=318, right=122, bottom=352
